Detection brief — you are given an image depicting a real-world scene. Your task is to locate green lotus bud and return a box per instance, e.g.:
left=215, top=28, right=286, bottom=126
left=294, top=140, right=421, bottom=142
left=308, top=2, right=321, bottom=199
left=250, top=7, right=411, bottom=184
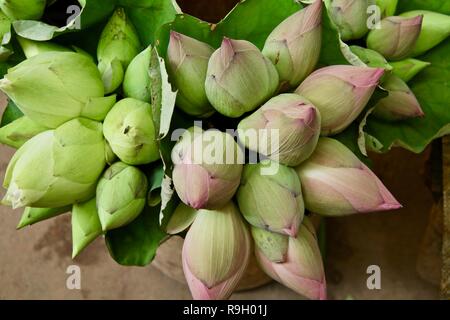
left=123, top=46, right=152, bottom=102
left=390, top=58, right=430, bottom=82
left=373, top=74, right=424, bottom=121
left=97, top=8, right=141, bottom=94
left=400, top=10, right=450, bottom=57
left=172, top=126, right=243, bottom=209
left=167, top=32, right=215, bottom=117
left=72, top=198, right=102, bottom=258
left=205, top=38, right=279, bottom=118
left=17, top=206, right=71, bottom=229
left=103, top=98, right=159, bottom=165
left=251, top=226, right=289, bottom=263
left=349, top=45, right=393, bottom=72
left=237, top=160, right=304, bottom=237
left=2, top=118, right=108, bottom=208
left=237, top=93, right=321, bottom=166
left=366, top=15, right=423, bottom=60
left=329, top=0, right=370, bottom=41
left=262, top=0, right=322, bottom=89
left=17, top=36, right=69, bottom=59
left=376, top=0, right=397, bottom=17
left=0, top=0, right=46, bottom=21
left=0, top=52, right=116, bottom=128
left=96, top=162, right=148, bottom=231
left=0, top=116, right=47, bottom=148
left=182, top=202, right=251, bottom=300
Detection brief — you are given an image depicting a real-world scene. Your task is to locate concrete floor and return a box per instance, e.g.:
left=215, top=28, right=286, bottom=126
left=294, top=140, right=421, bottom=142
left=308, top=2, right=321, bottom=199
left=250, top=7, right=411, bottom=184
left=0, top=102, right=439, bottom=299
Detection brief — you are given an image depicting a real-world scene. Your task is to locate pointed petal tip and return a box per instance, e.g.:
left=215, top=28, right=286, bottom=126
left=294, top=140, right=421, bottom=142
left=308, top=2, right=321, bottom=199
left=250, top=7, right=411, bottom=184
left=282, top=224, right=299, bottom=238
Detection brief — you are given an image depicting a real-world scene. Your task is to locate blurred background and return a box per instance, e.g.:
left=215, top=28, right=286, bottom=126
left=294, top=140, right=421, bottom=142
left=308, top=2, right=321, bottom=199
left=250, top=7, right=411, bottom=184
left=0, top=0, right=443, bottom=299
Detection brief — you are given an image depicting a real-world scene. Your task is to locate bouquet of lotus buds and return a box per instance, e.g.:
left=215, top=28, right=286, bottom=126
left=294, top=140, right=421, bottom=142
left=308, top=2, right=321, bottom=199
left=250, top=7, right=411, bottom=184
left=0, top=0, right=449, bottom=300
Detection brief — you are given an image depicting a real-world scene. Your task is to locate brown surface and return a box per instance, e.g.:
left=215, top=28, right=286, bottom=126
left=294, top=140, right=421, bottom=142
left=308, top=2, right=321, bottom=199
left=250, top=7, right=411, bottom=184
left=442, top=136, right=450, bottom=298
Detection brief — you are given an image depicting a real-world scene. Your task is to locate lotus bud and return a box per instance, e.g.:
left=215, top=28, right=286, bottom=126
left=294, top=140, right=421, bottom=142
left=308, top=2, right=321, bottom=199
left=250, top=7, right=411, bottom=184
left=390, top=58, right=430, bottom=82
left=72, top=198, right=102, bottom=258
left=182, top=202, right=251, bottom=300
left=237, top=160, right=304, bottom=237
left=103, top=98, right=159, bottom=165
left=251, top=226, right=289, bottom=263
left=0, top=52, right=116, bottom=128
left=0, top=0, right=45, bottom=21
left=205, top=38, right=279, bottom=118
left=123, top=46, right=152, bottom=102
left=295, top=65, right=384, bottom=135
left=400, top=10, right=450, bottom=57
left=96, top=162, right=147, bottom=231
left=376, top=0, right=398, bottom=17
left=17, top=36, right=70, bottom=59
left=366, top=15, right=423, bottom=60
left=373, top=74, right=424, bottom=121
left=97, top=8, right=141, bottom=94
left=262, top=0, right=322, bottom=89
left=17, top=206, right=71, bottom=229
left=255, top=218, right=326, bottom=300
left=172, top=127, right=243, bottom=209
left=295, top=137, right=402, bottom=216
left=2, top=118, right=108, bottom=208
left=349, top=45, right=393, bottom=72
left=167, top=32, right=215, bottom=117
left=0, top=116, right=47, bottom=148
left=329, top=0, right=369, bottom=41
left=238, top=93, right=320, bottom=166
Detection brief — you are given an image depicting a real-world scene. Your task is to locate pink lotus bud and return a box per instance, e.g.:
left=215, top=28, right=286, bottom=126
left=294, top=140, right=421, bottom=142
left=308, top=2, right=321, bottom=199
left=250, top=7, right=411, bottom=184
left=237, top=93, right=321, bottom=166
left=329, top=0, right=370, bottom=41
left=262, top=0, right=322, bottom=90
left=295, top=138, right=402, bottom=216
left=182, top=202, right=251, bottom=300
left=237, top=160, right=304, bottom=237
left=295, top=65, right=384, bottom=135
left=373, top=74, right=424, bottom=121
left=255, top=217, right=327, bottom=300
left=205, top=38, right=279, bottom=118
left=171, top=127, right=243, bottom=209
left=366, top=15, right=423, bottom=60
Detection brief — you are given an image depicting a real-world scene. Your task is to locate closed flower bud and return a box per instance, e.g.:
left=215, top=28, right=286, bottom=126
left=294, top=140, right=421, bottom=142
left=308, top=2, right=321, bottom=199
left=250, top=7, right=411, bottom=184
left=390, top=58, right=430, bottom=82
left=295, top=65, right=383, bottom=135
left=96, top=162, right=148, bottom=231
left=103, top=98, right=159, bottom=165
left=376, top=0, right=398, bottom=17
left=182, top=202, right=251, bottom=300
left=295, top=138, right=402, bottom=216
left=238, top=93, right=321, bottom=166
left=329, top=0, right=369, bottom=41
left=172, top=127, right=243, bottom=210
left=262, top=0, right=322, bottom=89
left=167, top=32, right=215, bottom=117
left=205, top=38, right=279, bottom=118
left=366, top=15, right=423, bottom=60
left=97, top=8, right=141, bottom=94
left=2, top=118, right=108, bottom=208
left=72, top=198, right=102, bottom=258
left=237, top=160, right=304, bottom=237
left=373, top=74, right=424, bottom=121
left=123, top=46, right=152, bottom=102
left=255, top=218, right=326, bottom=300
left=0, top=0, right=45, bottom=20
left=0, top=52, right=116, bottom=128
left=400, top=10, right=450, bottom=57
left=0, top=116, right=47, bottom=149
